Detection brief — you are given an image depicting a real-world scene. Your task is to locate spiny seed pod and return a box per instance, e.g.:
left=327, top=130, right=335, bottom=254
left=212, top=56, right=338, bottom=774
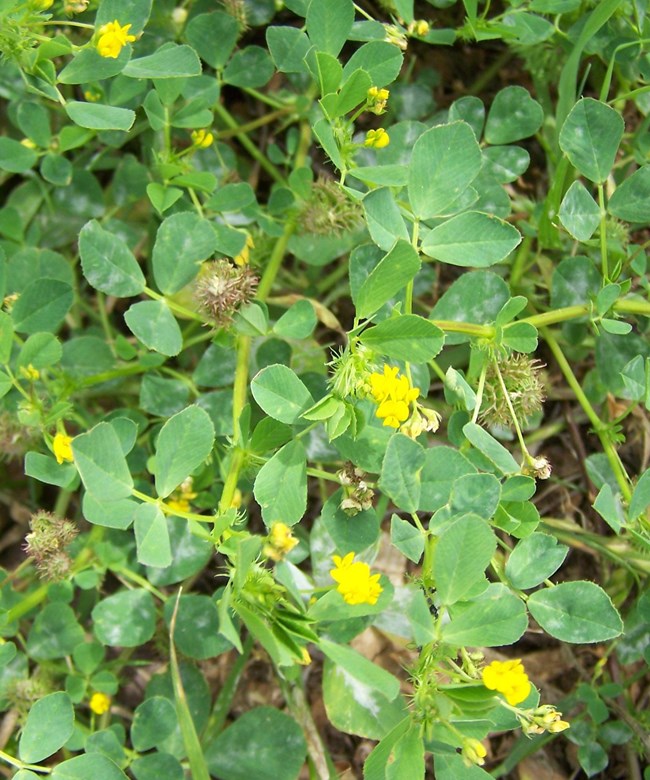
left=480, top=354, right=546, bottom=428
left=24, top=511, right=77, bottom=581
left=300, top=177, right=364, bottom=237
left=194, top=259, right=258, bottom=326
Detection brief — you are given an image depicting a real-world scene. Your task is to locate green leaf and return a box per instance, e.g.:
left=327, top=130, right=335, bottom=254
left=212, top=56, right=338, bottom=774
left=450, top=474, right=501, bottom=521
left=379, top=434, right=425, bottom=513
left=306, top=0, right=354, bottom=56
left=342, top=41, right=403, bottom=87
left=273, top=300, right=317, bottom=339
left=65, top=101, right=135, bottom=131
left=11, top=279, right=73, bottom=335
left=155, top=405, right=215, bottom=498
left=51, top=754, right=128, bottom=780
left=629, top=468, right=650, bottom=518
left=131, top=753, right=184, bottom=780
left=152, top=212, right=217, bottom=294
left=434, top=517, right=497, bottom=605
left=79, top=219, right=145, bottom=297
left=430, top=270, right=509, bottom=345
left=421, top=211, right=522, bottom=267
left=72, top=422, right=134, bottom=500
left=558, top=180, right=601, bottom=241
left=359, top=315, right=444, bottom=362
left=131, top=697, right=178, bottom=751
left=0, top=137, right=37, bottom=173
left=266, top=26, right=311, bottom=74
left=502, top=321, right=538, bottom=353
left=186, top=12, right=239, bottom=69
left=82, top=494, right=137, bottom=530
left=147, top=183, right=183, bottom=215
left=19, top=692, right=74, bottom=763
left=124, top=300, right=183, bottom=357
left=95, top=0, right=152, bottom=34
left=0, top=310, right=12, bottom=362
left=254, top=440, right=307, bottom=526
left=559, top=98, right=624, bottom=183
left=551, top=256, right=600, bottom=309
left=593, top=482, right=625, bottom=533
left=25, top=452, right=77, bottom=489
left=26, top=603, right=84, bottom=660
left=419, top=446, right=477, bottom=512
left=462, top=422, right=520, bottom=474
left=484, top=86, right=544, bottom=144
left=251, top=364, right=314, bottom=424
left=58, top=46, right=130, bottom=84
left=482, top=145, right=530, bottom=183
left=18, top=332, right=62, bottom=369
left=527, top=581, right=623, bottom=642
left=441, top=583, right=528, bottom=646
left=408, top=121, right=482, bottom=219
left=134, top=503, right=172, bottom=568
left=204, top=707, right=307, bottom=780
left=355, top=240, right=421, bottom=319
left=390, top=514, right=424, bottom=563
left=505, top=533, right=569, bottom=589
left=162, top=594, right=231, bottom=659
left=223, top=46, right=274, bottom=88
left=319, top=639, right=400, bottom=700
left=322, top=659, right=406, bottom=741
left=608, top=165, right=650, bottom=223
left=363, top=188, right=410, bottom=251
left=123, top=44, right=202, bottom=79
left=92, top=589, right=156, bottom=647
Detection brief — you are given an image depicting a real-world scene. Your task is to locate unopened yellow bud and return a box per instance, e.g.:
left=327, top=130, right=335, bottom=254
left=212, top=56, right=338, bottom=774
left=191, top=128, right=213, bottom=148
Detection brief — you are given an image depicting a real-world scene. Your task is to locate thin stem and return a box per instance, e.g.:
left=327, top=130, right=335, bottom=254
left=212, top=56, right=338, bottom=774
left=213, top=103, right=287, bottom=185
left=598, top=184, right=609, bottom=281
left=492, top=358, right=529, bottom=458
left=0, top=750, right=51, bottom=774
left=542, top=327, right=632, bottom=500
left=471, top=361, right=488, bottom=424
left=143, top=286, right=204, bottom=323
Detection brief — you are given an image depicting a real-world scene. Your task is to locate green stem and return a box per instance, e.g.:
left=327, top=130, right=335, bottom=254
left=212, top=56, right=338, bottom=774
left=216, top=108, right=294, bottom=141
left=598, top=183, right=609, bottom=281
left=213, top=103, right=287, bottom=185
left=0, top=749, right=51, bottom=774
left=143, top=286, right=204, bottom=323
left=493, top=358, right=530, bottom=459
left=542, top=327, right=632, bottom=500
left=429, top=320, right=494, bottom=338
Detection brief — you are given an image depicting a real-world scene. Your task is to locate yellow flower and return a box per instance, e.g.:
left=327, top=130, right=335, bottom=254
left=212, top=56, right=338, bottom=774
left=462, top=737, right=487, bottom=767
left=298, top=647, right=312, bottom=665
left=167, top=478, right=198, bottom=515
left=19, top=364, right=40, bottom=381
left=367, top=86, right=389, bottom=114
left=330, top=553, right=383, bottom=606
left=264, top=522, right=299, bottom=562
left=53, top=433, right=73, bottom=465
left=369, top=365, right=420, bottom=429
left=234, top=234, right=254, bottom=266
left=96, top=20, right=136, bottom=59
left=409, top=20, right=430, bottom=37
left=32, top=0, right=53, bottom=9
left=482, top=659, right=531, bottom=706
left=89, top=692, right=111, bottom=715
left=364, top=128, right=390, bottom=149
left=191, top=128, right=213, bottom=148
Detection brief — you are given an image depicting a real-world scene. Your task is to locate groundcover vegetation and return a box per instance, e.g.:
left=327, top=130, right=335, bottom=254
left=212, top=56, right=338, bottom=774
left=0, top=0, right=649, bottom=777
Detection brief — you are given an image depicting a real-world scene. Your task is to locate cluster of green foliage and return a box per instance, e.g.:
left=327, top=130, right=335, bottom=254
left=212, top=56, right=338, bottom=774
left=0, top=0, right=649, bottom=778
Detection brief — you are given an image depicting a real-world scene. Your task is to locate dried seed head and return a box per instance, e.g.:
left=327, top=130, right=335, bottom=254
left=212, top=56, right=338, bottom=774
left=480, top=354, right=546, bottom=428
left=299, top=177, right=364, bottom=236
left=24, top=511, right=78, bottom=581
left=194, top=259, right=258, bottom=326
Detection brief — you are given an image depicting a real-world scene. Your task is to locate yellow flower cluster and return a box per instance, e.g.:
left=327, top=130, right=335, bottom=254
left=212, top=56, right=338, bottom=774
left=330, top=553, right=382, bottom=606
left=370, top=365, right=420, bottom=429
left=462, top=737, right=487, bottom=767
left=234, top=233, right=254, bottom=266
left=96, top=20, right=136, bottom=59
left=53, top=432, right=73, bottom=465
left=264, top=522, right=298, bottom=561
left=482, top=659, right=531, bottom=706
left=191, top=128, right=213, bottom=148
left=364, top=128, right=390, bottom=149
